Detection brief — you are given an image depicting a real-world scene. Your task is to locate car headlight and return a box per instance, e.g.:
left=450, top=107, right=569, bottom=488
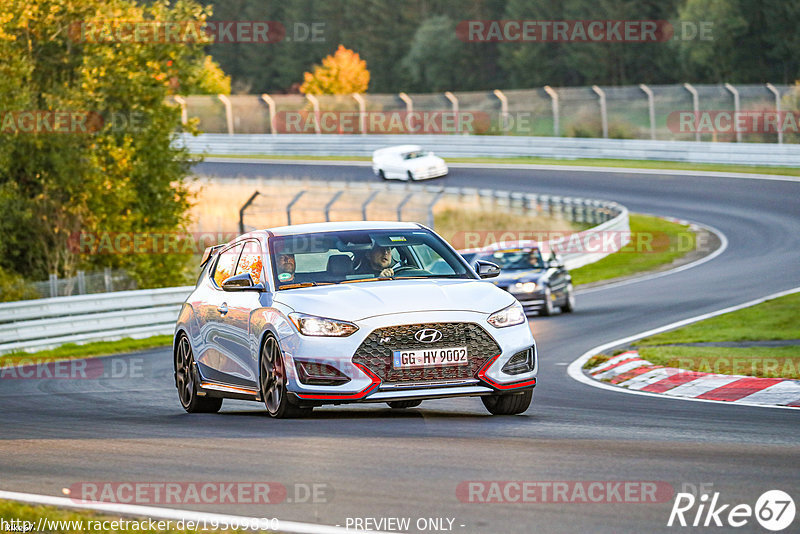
left=288, top=312, right=359, bottom=337
left=487, top=301, right=526, bottom=328
left=513, top=281, right=537, bottom=293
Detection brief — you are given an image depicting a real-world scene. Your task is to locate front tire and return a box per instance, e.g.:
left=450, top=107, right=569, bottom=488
left=541, top=286, right=555, bottom=316
left=406, top=170, right=414, bottom=181
left=561, top=283, right=575, bottom=313
left=378, top=169, right=386, bottom=180
left=175, top=335, right=222, bottom=414
left=481, top=390, right=533, bottom=415
left=260, top=335, right=312, bottom=419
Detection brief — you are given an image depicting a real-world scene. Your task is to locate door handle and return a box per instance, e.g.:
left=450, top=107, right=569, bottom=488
left=217, top=303, right=228, bottom=315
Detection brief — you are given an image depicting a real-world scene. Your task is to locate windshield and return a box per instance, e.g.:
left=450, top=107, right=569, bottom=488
left=403, top=151, right=429, bottom=159
left=270, top=229, right=474, bottom=288
left=474, top=248, right=545, bottom=271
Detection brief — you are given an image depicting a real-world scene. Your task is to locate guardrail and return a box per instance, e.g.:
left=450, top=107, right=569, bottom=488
left=0, top=287, right=192, bottom=355
left=179, top=133, right=800, bottom=166
left=0, top=190, right=628, bottom=355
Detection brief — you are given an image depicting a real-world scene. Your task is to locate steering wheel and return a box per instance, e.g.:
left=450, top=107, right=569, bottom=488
left=392, top=265, right=417, bottom=274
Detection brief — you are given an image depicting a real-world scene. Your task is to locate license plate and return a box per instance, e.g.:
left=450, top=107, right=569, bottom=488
left=392, top=346, right=468, bottom=369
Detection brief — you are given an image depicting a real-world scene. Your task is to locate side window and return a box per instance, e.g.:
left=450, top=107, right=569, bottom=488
left=235, top=241, right=264, bottom=284
left=213, top=243, right=244, bottom=287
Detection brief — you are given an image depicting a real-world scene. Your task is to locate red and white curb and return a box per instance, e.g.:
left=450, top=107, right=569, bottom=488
left=586, top=350, right=800, bottom=407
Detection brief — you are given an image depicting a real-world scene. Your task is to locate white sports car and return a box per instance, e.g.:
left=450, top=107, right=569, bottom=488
left=174, top=221, right=537, bottom=418
left=372, top=144, right=448, bottom=180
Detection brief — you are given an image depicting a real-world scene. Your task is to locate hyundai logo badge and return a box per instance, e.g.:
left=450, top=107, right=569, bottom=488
left=414, top=328, right=442, bottom=343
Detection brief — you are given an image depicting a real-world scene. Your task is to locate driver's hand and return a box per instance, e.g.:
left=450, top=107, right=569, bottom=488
left=380, top=267, right=394, bottom=277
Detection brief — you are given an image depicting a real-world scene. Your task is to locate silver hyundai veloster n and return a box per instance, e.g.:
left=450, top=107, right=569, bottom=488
left=173, top=221, right=537, bottom=418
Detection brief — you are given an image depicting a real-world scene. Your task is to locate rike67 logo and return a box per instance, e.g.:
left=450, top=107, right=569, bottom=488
left=668, top=487, right=795, bottom=531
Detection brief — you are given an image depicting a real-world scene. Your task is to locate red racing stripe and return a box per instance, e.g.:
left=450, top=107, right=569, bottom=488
left=697, top=377, right=784, bottom=402
left=640, top=371, right=706, bottom=393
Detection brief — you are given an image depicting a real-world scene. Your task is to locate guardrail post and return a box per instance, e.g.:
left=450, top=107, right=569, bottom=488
left=592, top=85, right=608, bottom=139
left=217, top=94, right=234, bottom=135
left=260, top=93, right=277, bottom=135
left=684, top=83, right=700, bottom=142
left=49, top=274, right=58, bottom=298
left=104, top=268, right=112, bottom=293
left=396, top=193, right=413, bottom=221
left=306, top=94, right=322, bottom=134
left=352, top=93, right=367, bottom=134
left=639, top=84, right=656, bottom=140
left=324, top=191, right=344, bottom=222
left=724, top=83, right=741, bottom=143
left=173, top=96, right=188, bottom=125
left=543, top=86, right=560, bottom=137
left=77, top=270, right=86, bottom=295
left=286, top=190, right=306, bottom=225
left=361, top=190, right=380, bottom=221
left=493, top=89, right=509, bottom=134
left=398, top=92, right=413, bottom=114
left=766, top=83, right=782, bottom=144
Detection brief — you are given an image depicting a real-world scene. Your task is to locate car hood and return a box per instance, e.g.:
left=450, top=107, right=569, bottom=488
left=409, top=155, right=445, bottom=167
left=490, top=270, right=546, bottom=287
left=273, top=279, right=514, bottom=321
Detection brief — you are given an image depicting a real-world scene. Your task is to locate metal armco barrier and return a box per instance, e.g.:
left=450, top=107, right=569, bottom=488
left=178, top=133, right=800, bottom=166
left=0, top=191, right=628, bottom=355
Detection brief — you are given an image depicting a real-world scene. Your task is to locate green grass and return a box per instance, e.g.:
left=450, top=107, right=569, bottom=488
left=0, top=500, right=267, bottom=534
left=636, top=346, right=800, bottom=379
left=206, top=153, right=800, bottom=176
left=637, top=292, right=800, bottom=345
left=570, top=214, right=696, bottom=286
left=1, top=336, right=172, bottom=367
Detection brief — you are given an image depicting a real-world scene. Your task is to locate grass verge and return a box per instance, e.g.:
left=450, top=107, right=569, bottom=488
left=0, top=500, right=266, bottom=534
left=206, top=154, right=800, bottom=177
left=1, top=336, right=172, bottom=367
left=637, top=292, right=800, bottom=344
left=570, top=214, right=696, bottom=286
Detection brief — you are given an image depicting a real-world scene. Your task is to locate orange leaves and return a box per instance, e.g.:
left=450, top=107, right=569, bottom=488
left=299, top=45, right=369, bottom=95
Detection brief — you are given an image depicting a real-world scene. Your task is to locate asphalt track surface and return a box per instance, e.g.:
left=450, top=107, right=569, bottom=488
left=2, top=161, right=799, bottom=533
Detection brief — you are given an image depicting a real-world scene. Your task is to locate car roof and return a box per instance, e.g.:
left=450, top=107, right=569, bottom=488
left=264, top=220, right=424, bottom=237
left=374, top=144, right=422, bottom=155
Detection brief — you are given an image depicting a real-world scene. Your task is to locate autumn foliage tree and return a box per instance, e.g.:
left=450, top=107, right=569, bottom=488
left=300, top=45, right=370, bottom=95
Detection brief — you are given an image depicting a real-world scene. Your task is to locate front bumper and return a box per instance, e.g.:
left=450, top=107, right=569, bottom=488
left=278, top=310, right=536, bottom=404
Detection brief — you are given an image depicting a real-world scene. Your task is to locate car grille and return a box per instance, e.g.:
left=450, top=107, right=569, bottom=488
left=352, top=322, right=500, bottom=384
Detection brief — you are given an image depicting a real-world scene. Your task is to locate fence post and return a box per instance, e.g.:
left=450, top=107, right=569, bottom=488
left=396, top=193, right=413, bottom=221
left=260, top=93, right=276, bottom=135
left=352, top=93, right=366, bottom=134
left=592, top=85, right=608, bottom=139
left=398, top=92, right=413, bottom=113
left=49, top=274, right=58, bottom=298
left=766, top=83, right=782, bottom=144
left=217, top=94, right=234, bottom=135
left=239, top=191, right=261, bottom=234
left=543, top=85, right=559, bottom=137
left=306, top=94, right=322, bottom=134
left=639, top=84, right=656, bottom=140
left=77, top=270, right=86, bottom=295
left=324, top=191, right=344, bottom=222
left=427, top=191, right=444, bottom=228
left=286, top=190, right=306, bottom=225
left=361, top=190, right=379, bottom=221
left=104, top=268, right=112, bottom=293
left=493, top=89, right=509, bottom=134
left=444, top=92, right=459, bottom=134
left=173, top=96, right=188, bottom=125
left=683, top=83, right=700, bottom=142
left=724, top=83, right=741, bottom=143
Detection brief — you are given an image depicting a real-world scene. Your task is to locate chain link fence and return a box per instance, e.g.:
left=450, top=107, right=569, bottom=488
left=177, top=83, right=798, bottom=143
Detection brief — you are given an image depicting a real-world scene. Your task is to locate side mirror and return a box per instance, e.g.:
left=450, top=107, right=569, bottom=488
left=475, top=260, right=501, bottom=279
left=222, top=273, right=264, bottom=291
left=548, top=259, right=565, bottom=269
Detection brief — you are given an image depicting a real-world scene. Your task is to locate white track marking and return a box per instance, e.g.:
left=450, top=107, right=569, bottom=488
left=663, top=375, right=741, bottom=397
left=592, top=359, right=649, bottom=380
left=0, top=490, right=388, bottom=534
left=616, top=368, right=677, bottom=390
left=566, top=286, right=800, bottom=410
left=203, top=158, right=800, bottom=183
left=586, top=351, right=638, bottom=374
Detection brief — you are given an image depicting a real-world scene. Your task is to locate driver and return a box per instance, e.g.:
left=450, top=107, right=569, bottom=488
left=357, top=244, right=395, bottom=278
left=526, top=249, right=543, bottom=269
left=275, top=247, right=296, bottom=283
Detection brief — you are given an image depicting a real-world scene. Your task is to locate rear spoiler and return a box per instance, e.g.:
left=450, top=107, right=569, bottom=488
left=200, top=244, right=224, bottom=267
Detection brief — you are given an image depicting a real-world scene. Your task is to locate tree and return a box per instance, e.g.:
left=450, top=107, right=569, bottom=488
left=0, top=0, right=227, bottom=288
left=300, top=45, right=370, bottom=95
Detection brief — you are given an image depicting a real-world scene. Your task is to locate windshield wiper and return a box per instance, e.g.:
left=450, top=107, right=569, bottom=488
left=340, top=277, right=393, bottom=284
left=276, top=281, right=335, bottom=290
